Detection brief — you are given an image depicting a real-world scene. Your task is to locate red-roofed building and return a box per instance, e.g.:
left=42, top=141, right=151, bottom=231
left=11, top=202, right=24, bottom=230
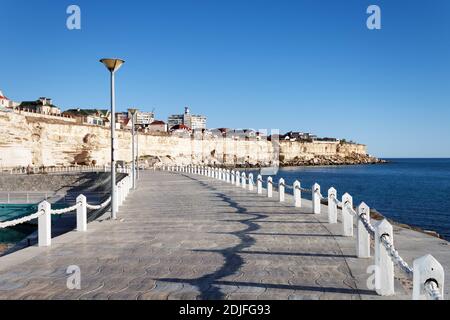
left=0, top=90, right=19, bottom=109
left=170, top=123, right=191, bottom=135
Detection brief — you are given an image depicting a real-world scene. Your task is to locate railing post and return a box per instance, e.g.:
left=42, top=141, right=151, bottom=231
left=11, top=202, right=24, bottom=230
left=235, top=171, right=240, bottom=187
left=241, top=172, right=247, bottom=189
left=293, top=180, right=301, bottom=207
left=267, top=176, right=273, bottom=198
left=342, top=193, right=354, bottom=236
left=231, top=170, right=235, bottom=184
left=248, top=173, right=254, bottom=191
left=357, top=202, right=371, bottom=258
left=278, top=178, right=285, bottom=202
left=76, top=195, right=87, bottom=232
left=219, top=168, right=223, bottom=180
left=312, top=183, right=321, bottom=214
left=257, top=174, right=263, bottom=194
left=328, top=187, right=337, bottom=223
left=375, top=219, right=395, bottom=296
left=118, top=182, right=123, bottom=206
left=413, top=254, right=444, bottom=300
left=38, top=201, right=51, bottom=247
left=226, top=170, right=231, bottom=183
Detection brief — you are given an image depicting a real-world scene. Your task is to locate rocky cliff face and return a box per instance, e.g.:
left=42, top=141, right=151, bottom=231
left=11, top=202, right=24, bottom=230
left=0, top=111, right=379, bottom=168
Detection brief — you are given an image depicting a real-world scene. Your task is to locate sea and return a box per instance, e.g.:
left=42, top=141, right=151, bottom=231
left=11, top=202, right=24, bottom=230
left=247, top=158, right=450, bottom=241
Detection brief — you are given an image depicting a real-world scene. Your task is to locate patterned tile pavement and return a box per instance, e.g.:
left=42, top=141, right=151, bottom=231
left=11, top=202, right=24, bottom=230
left=1, top=170, right=441, bottom=300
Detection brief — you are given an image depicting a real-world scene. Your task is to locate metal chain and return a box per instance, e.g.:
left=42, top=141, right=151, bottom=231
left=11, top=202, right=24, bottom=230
left=380, top=235, right=414, bottom=277
left=333, top=197, right=342, bottom=207
left=0, top=210, right=45, bottom=228
left=343, top=202, right=376, bottom=237
left=359, top=213, right=376, bottom=237
left=50, top=202, right=81, bottom=215
left=424, top=280, right=442, bottom=300
left=314, top=188, right=325, bottom=199
left=86, top=197, right=112, bottom=210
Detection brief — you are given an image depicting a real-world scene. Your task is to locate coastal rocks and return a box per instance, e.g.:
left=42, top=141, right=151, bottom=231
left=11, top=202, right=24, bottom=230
left=280, top=153, right=386, bottom=166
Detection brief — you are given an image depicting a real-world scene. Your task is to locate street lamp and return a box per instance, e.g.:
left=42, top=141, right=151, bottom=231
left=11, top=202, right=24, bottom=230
left=128, top=108, right=138, bottom=189
left=136, top=123, right=140, bottom=180
left=100, top=58, right=125, bottom=220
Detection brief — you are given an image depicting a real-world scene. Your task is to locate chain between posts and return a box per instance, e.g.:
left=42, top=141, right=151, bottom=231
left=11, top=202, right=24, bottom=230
left=50, top=202, right=81, bottom=215
left=86, top=197, right=112, bottom=210
left=1, top=194, right=113, bottom=228
left=0, top=210, right=45, bottom=228
left=380, top=234, right=414, bottom=278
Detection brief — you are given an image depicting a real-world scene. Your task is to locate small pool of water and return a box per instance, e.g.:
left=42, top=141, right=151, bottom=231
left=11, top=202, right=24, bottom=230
left=0, top=204, right=39, bottom=222
left=0, top=203, right=68, bottom=245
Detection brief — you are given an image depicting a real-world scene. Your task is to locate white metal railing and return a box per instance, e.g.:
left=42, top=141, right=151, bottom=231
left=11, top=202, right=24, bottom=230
left=0, top=165, right=108, bottom=175
left=0, top=191, right=113, bottom=205
left=0, top=173, right=132, bottom=247
left=0, top=164, right=134, bottom=175
left=161, top=164, right=446, bottom=300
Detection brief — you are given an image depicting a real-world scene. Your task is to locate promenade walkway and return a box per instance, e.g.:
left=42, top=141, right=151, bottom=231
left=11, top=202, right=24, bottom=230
left=0, top=170, right=446, bottom=300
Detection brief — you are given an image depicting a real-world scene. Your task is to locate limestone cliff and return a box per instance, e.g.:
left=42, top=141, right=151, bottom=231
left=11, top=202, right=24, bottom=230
left=0, top=111, right=380, bottom=168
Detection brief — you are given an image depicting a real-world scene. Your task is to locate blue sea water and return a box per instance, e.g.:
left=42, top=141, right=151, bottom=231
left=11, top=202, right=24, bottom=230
left=248, top=159, right=450, bottom=241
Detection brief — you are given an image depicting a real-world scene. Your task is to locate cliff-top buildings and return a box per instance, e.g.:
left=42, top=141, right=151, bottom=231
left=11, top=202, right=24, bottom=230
left=62, top=109, right=110, bottom=126
left=0, top=90, right=19, bottom=109
left=18, top=97, right=62, bottom=116
left=168, top=107, right=206, bottom=131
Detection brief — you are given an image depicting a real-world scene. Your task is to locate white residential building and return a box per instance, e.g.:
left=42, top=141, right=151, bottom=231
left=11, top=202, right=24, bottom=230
left=167, top=107, right=206, bottom=131
left=0, top=90, right=19, bottom=109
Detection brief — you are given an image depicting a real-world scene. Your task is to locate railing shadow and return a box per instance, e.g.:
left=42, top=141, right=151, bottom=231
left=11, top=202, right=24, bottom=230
left=157, top=174, right=268, bottom=299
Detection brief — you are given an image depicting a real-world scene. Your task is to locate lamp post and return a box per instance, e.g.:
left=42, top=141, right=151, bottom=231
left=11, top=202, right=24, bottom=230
left=128, top=108, right=138, bottom=189
left=100, top=58, right=125, bottom=220
left=136, top=125, right=140, bottom=180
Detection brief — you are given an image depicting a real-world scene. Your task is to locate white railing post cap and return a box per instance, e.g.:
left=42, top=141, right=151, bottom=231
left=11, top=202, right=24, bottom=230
left=413, top=254, right=445, bottom=300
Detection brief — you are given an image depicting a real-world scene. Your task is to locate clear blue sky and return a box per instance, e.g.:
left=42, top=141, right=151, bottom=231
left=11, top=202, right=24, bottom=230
left=1, top=0, right=449, bottom=158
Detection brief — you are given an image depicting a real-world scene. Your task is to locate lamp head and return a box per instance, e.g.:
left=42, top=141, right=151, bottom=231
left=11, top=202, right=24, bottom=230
left=100, top=58, right=125, bottom=72
left=128, top=108, right=138, bottom=115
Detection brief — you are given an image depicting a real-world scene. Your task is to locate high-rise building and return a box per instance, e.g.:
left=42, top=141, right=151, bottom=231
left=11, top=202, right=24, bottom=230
left=168, top=107, right=206, bottom=131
